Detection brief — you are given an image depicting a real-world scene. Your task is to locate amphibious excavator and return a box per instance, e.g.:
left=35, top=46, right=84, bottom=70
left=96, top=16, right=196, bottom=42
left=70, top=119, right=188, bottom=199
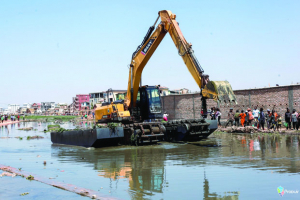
left=95, top=10, right=236, bottom=144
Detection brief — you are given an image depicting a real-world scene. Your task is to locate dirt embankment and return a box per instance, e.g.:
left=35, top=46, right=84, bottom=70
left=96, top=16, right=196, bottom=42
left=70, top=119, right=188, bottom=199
left=217, top=126, right=300, bottom=134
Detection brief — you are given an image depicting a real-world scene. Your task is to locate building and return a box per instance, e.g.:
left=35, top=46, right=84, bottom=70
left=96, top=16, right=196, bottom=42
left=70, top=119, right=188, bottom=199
left=89, top=91, right=106, bottom=108
left=8, top=104, right=20, bottom=114
left=23, top=103, right=31, bottom=108
left=31, top=103, right=42, bottom=114
left=0, top=107, right=4, bottom=114
left=89, top=89, right=126, bottom=109
left=75, top=94, right=90, bottom=111
left=68, top=100, right=76, bottom=114
left=28, top=108, right=35, bottom=114
left=170, top=88, right=190, bottom=95
left=81, top=102, right=90, bottom=111
left=159, top=86, right=170, bottom=96
left=57, top=103, right=68, bottom=114
left=106, top=89, right=127, bottom=103
left=41, top=102, right=55, bottom=112
left=20, top=107, right=28, bottom=114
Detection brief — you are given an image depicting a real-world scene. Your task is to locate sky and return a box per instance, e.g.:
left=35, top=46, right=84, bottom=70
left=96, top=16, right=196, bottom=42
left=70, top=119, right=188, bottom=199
left=1, top=0, right=299, bottom=107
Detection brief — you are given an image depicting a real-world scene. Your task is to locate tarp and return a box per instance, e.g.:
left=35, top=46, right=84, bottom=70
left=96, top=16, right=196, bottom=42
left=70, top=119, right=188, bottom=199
left=202, top=81, right=237, bottom=104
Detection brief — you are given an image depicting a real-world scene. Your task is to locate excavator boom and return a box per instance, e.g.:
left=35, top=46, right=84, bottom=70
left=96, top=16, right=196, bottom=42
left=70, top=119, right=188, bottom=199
left=126, top=10, right=236, bottom=108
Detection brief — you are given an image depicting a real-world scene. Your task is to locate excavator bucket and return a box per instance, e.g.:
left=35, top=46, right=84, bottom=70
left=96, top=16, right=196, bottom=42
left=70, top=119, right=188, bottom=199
left=202, top=81, right=237, bottom=104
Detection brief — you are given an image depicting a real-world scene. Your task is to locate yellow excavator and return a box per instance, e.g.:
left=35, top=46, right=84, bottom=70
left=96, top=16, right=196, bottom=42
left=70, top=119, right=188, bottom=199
left=95, top=10, right=236, bottom=144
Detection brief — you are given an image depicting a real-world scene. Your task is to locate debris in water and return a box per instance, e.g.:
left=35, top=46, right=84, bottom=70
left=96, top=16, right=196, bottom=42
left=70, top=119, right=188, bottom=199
left=26, top=136, right=44, bottom=140
left=26, top=175, right=34, bottom=180
left=20, top=192, right=29, bottom=196
left=18, top=127, right=33, bottom=131
left=92, top=195, right=97, bottom=199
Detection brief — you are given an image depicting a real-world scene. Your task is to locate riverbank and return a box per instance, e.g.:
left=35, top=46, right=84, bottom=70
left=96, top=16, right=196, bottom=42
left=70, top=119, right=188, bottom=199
left=0, top=120, right=24, bottom=127
left=216, top=125, right=300, bottom=135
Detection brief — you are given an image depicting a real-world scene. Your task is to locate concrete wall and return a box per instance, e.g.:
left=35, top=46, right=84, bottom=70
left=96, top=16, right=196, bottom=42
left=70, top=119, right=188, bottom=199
left=161, top=85, right=300, bottom=120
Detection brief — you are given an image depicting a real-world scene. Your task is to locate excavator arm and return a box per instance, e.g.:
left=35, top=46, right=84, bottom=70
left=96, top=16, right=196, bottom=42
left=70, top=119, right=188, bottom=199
left=126, top=10, right=236, bottom=108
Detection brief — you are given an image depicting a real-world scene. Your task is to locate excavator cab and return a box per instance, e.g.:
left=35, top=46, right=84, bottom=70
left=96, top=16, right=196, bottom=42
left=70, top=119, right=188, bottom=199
left=134, top=86, right=163, bottom=121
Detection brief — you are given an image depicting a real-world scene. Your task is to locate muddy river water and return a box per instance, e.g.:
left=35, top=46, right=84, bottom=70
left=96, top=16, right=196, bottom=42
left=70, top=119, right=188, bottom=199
left=1, top=122, right=300, bottom=199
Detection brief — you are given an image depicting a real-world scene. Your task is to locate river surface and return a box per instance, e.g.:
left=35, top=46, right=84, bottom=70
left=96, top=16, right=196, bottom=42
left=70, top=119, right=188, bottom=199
left=0, top=122, right=300, bottom=199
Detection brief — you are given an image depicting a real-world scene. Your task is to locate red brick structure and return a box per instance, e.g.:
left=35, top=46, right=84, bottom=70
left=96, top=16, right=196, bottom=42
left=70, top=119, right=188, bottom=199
left=162, top=84, right=300, bottom=120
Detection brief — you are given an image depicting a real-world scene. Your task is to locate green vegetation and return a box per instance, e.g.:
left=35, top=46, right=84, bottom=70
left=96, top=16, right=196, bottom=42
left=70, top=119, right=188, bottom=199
left=25, top=115, right=77, bottom=121
left=96, top=123, right=120, bottom=132
left=47, top=124, right=61, bottom=129
left=107, top=123, right=119, bottom=130
left=56, top=128, right=67, bottom=133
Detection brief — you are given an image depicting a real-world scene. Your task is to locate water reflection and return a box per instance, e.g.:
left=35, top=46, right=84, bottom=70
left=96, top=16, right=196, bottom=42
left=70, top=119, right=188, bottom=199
left=51, top=134, right=300, bottom=198
left=215, top=133, right=300, bottom=173
left=203, top=172, right=239, bottom=200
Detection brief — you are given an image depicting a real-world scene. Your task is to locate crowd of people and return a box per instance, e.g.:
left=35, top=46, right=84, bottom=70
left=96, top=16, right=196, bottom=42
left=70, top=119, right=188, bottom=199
left=0, top=114, right=23, bottom=123
left=209, top=107, right=300, bottom=131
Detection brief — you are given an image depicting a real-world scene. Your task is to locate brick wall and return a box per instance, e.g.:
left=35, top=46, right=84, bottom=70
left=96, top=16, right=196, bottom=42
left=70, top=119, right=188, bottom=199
left=162, top=85, right=300, bottom=120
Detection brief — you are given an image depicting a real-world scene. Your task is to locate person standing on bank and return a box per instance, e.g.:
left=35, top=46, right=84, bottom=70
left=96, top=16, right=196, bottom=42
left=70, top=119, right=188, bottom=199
left=259, top=108, right=265, bottom=130
left=225, top=108, right=235, bottom=128
left=239, top=110, right=246, bottom=127
left=252, top=106, right=259, bottom=127
left=270, top=110, right=278, bottom=131
left=234, top=110, right=240, bottom=127
left=291, top=109, right=298, bottom=130
left=215, top=108, right=221, bottom=126
left=277, top=114, right=282, bottom=131
left=285, top=108, right=292, bottom=130
left=297, top=112, right=300, bottom=130
left=245, top=111, right=249, bottom=126
left=247, top=108, right=254, bottom=126
left=265, top=109, right=271, bottom=129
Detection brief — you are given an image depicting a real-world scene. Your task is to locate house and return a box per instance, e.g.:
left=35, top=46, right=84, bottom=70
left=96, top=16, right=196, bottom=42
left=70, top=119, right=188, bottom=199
left=23, top=103, right=31, bottom=108
left=8, top=104, right=20, bottom=114
left=28, top=108, right=35, bottom=114
left=170, top=88, right=190, bottom=95
left=41, top=102, right=55, bottom=112
left=89, top=91, right=106, bottom=109
left=20, top=107, right=28, bottom=114
left=159, top=86, right=170, bottom=96
left=81, top=102, right=90, bottom=111
left=58, top=103, right=68, bottom=114
left=74, top=94, right=89, bottom=111
left=106, top=89, right=127, bottom=103
left=89, top=89, right=126, bottom=109
left=31, top=103, right=42, bottom=114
